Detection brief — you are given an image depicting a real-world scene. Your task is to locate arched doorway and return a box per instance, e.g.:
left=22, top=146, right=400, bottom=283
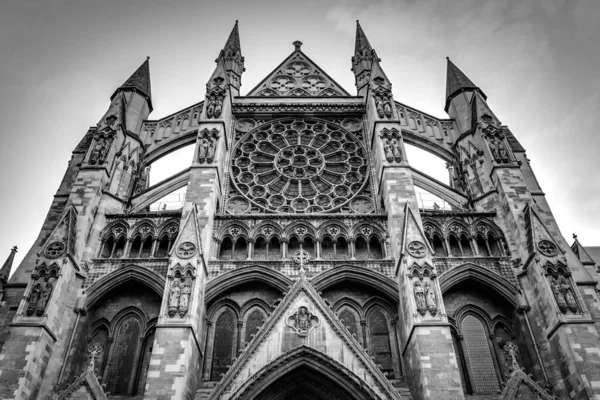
left=227, top=346, right=386, bottom=400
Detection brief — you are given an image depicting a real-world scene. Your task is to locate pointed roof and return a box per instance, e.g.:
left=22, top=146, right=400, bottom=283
left=0, top=246, right=17, bottom=282
left=247, top=42, right=351, bottom=97
left=445, top=57, right=486, bottom=110
left=208, top=272, right=402, bottom=400
left=111, top=57, right=153, bottom=111
left=224, top=20, right=241, bottom=53
left=355, top=20, right=373, bottom=54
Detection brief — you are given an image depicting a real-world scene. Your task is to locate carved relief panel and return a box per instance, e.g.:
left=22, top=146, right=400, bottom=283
left=26, top=264, right=59, bottom=317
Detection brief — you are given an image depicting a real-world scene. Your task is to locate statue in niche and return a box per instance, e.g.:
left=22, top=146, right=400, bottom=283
left=384, top=140, right=394, bottom=162
left=198, top=139, right=209, bottom=162
left=424, top=282, right=438, bottom=316
left=497, top=139, right=510, bottom=163
left=559, top=276, right=578, bottom=313
left=413, top=281, right=427, bottom=316
left=36, top=275, right=55, bottom=316
left=206, top=86, right=225, bottom=119
left=391, top=140, right=402, bottom=162
left=89, top=135, right=112, bottom=165
left=26, top=282, right=42, bottom=316
left=488, top=138, right=500, bottom=162
left=499, top=340, right=521, bottom=374
left=207, top=140, right=216, bottom=163
left=168, top=280, right=181, bottom=317
left=550, top=278, right=568, bottom=313
left=178, top=279, right=191, bottom=318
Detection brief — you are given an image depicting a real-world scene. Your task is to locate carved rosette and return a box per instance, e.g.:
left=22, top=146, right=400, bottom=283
left=285, top=306, right=320, bottom=337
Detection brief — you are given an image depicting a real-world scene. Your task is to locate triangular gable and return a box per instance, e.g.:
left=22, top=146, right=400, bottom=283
left=209, top=273, right=402, bottom=400
left=500, top=369, right=556, bottom=400
left=400, top=203, right=434, bottom=258
left=56, top=370, right=107, bottom=400
left=523, top=203, right=564, bottom=257
left=171, top=204, right=203, bottom=259
left=39, top=205, right=78, bottom=261
left=470, top=90, right=500, bottom=132
left=247, top=48, right=351, bottom=97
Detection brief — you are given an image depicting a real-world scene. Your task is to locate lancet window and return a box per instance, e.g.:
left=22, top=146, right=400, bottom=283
left=210, top=309, right=236, bottom=381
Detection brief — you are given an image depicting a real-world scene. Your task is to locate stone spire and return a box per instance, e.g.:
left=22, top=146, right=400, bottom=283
left=355, top=20, right=374, bottom=55
left=352, top=21, right=384, bottom=96
left=111, top=57, right=153, bottom=111
left=0, top=246, right=17, bottom=282
left=215, top=20, right=245, bottom=93
left=445, top=57, right=486, bottom=111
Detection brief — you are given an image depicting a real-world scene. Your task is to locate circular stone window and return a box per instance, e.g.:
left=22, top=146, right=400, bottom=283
left=230, top=118, right=369, bottom=213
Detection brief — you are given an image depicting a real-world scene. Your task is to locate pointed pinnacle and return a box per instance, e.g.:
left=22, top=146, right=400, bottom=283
left=355, top=20, right=373, bottom=53
left=0, top=246, right=17, bottom=281
left=445, top=58, right=478, bottom=100
left=113, top=57, right=152, bottom=110
left=224, top=20, right=241, bottom=52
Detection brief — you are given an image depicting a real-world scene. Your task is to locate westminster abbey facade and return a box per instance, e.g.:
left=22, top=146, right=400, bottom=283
left=0, top=21, right=599, bottom=400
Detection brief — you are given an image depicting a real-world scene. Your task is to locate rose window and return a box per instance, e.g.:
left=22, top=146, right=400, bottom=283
left=230, top=118, right=370, bottom=213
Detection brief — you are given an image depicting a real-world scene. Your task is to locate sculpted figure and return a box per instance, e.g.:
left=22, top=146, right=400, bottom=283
left=213, top=98, right=223, bottom=118
left=497, top=140, right=510, bottom=163
left=26, top=282, right=41, bottom=316
left=36, top=276, right=55, bottom=316
left=198, top=139, right=208, bottom=162
left=489, top=139, right=500, bottom=162
left=500, top=340, right=520, bottom=373
left=413, top=281, right=427, bottom=316
left=206, top=101, right=215, bottom=119
left=392, top=140, right=402, bottom=162
left=376, top=98, right=385, bottom=118
left=424, top=282, right=438, bottom=316
left=560, top=276, right=578, bottom=313
left=551, top=278, right=568, bottom=313
left=207, top=140, right=216, bottom=162
left=168, top=281, right=181, bottom=317
left=383, top=101, right=392, bottom=118
left=178, top=279, right=191, bottom=317
left=89, top=142, right=102, bottom=164
left=384, top=140, right=394, bottom=162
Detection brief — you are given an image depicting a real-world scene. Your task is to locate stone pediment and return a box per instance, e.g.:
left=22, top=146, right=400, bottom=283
left=247, top=45, right=350, bottom=97
left=56, top=371, right=107, bottom=400
left=207, top=272, right=402, bottom=400
left=500, top=369, right=556, bottom=400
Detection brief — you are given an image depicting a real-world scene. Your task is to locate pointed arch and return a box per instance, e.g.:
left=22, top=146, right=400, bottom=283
left=85, top=265, right=165, bottom=309
left=205, top=265, right=292, bottom=304
left=312, top=265, right=399, bottom=304
left=439, top=263, right=518, bottom=307
left=227, top=345, right=385, bottom=400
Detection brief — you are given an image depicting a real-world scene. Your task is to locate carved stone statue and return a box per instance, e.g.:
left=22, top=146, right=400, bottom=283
left=87, top=343, right=103, bottom=375
left=168, top=281, right=181, bottom=317
left=499, top=340, right=520, bottom=374
left=383, top=101, right=392, bottom=118
left=551, top=278, right=568, bottom=313
left=178, top=279, right=191, bottom=318
left=36, top=276, right=55, bottom=316
left=384, top=140, right=394, bottom=162
left=413, top=281, right=427, bottom=316
left=497, top=140, right=510, bottom=163
left=207, top=140, right=216, bottom=162
left=376, top=97, right=385, bottom=118
left=26, top=282, right=41, bottom=316
left=392, top=140, right=402, bottom=162
left=424, top=282, right=438, bottom=316
left=198, top=139, right=209, bottom=163
left=559, top=276, right=579, bottom=313
left=488, top=139, right=500, bottom=162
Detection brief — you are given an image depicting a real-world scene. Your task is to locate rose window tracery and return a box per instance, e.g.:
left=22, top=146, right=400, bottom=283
left=229, top=118, right=370, bottom=213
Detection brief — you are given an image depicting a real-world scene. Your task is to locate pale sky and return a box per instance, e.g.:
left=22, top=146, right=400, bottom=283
left=1, top=0, right=599, bottom=270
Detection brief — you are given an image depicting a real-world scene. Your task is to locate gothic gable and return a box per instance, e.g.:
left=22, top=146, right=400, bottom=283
left=208, top=273, right=402, bottom=400
left=247, top=44, right=350, bottom=97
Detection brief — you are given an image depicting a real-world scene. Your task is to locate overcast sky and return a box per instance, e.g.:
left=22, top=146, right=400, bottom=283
left=1, top=0, right=599, bottom=270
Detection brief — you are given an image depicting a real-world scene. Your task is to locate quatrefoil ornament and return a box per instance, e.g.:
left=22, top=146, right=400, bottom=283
left=407, top=241, right=427, bottom=258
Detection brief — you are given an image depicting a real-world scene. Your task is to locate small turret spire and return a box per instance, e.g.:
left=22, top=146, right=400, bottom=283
left=112, top=57, right=153, bottom=111
left=224, top=20, right=241, bottom=53
left=0, top=246, right=17, bottom=282
left=445, top=57, right=486, bottom=111
left=355, top=20, right=373, bottom=54
left=213, top=20, right=245, bottom=94
left=352, top=21, right=382, bottom=95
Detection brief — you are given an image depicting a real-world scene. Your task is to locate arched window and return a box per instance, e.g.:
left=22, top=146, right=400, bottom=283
left=449, top=235, right=461, bottom=257
left=488, top=234, right=501, bottom=256
left=460, top=234, right=473, bottom=256
left=338, top=308, right=360, bottom=344
left=355, top=237, right=368, bottom=260
left=431, top=234, right=445, bottom=256
left=461, top=315, right=500, bottom=394
left=140, top=236, right=153, bottom=258
left=105, top=316, right=143, bottom=395
left=102, top=236, right=115, bottom=258
left=336, top=238, right=349, bottom=260
left=476, top=235, right=489, bottom=256
left=303, top=237, right=315, bottom=256
left=89, top=326, right=109, bottom=376
left=321, top=237, right=335, bottom=260
left=155, top=235, right=170, bottom=257
left=244, top=308, right=265, bottom=346
left=268, top=237, right=281, bottom=260
left=234, top=238, right=248, bottom=260
left=369, top=237, right=383, bottom=259
left=113, top=236, right=127, bottom=258
left=368, top=309, right=394, bottom=378
left=254, top=237, right=267, bottom=259
left=219, top=237, right=233, bottom=260
left=288, top=237, right=300, bottom=255
left=451, top=331, right=469, bottom=393
left=135, top=329, right=155, bottom=395
left=211, top=310, right=235, bottom=381
left=130, top=236, right=143, bottom=258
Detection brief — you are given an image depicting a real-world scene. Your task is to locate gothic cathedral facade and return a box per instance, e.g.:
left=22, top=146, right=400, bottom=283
left=0, top=21, right=599, bottom=400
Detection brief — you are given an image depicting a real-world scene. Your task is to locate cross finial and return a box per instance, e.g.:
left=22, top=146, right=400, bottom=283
left=573, top=233, right=578, bottom=240
left=293, top=41, right=303, bottom=51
